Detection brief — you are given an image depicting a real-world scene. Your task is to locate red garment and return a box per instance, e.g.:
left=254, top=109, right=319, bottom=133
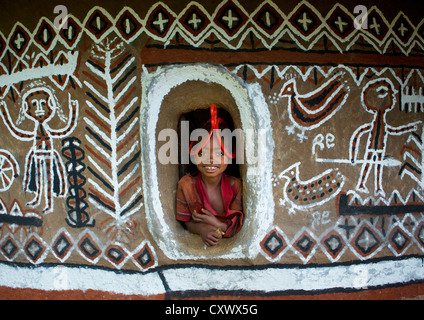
left=176, top=173, right=243, bottom=237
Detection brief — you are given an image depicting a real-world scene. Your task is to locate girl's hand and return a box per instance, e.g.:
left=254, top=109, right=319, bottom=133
left=198, top=224, right=222, bottom=247
left=192, top=209, right=226, bottom=232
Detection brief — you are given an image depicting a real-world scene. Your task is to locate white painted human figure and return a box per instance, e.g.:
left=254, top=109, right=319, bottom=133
left=0, top=85, right=78, bottom=214
left=349, top=78, right=420, bottom=197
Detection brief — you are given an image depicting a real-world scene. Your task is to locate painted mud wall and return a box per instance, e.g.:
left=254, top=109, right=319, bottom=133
left=0, top=0, right=424, bottom=298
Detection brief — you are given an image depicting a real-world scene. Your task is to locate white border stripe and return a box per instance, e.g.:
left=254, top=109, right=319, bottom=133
left=0, top=264, right=165, bottom=296
left=163, top=258, right=424, bottom=292
left=1, top=257, right=424, bottom=295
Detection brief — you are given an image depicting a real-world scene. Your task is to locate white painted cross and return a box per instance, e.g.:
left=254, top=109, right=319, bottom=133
left=55, top=238, right=68, bottom=253
left=27, top=242, right=40, bottom=257
left=3, top=242, right=14, bottom=255
left=398, top=23, right=408, bottom=37
left=14, top=33, right=25, bottom=50
left=393, top=232, right=406, bottom=247
left=369, top=17, right=381, bottom=35
left=222, top=9, right=238, bottom=29
left=326, top=237, right=340, bottom=251
left=188, top=13, right=202, bottom=30
left=334, top=16, right=347, bottom=33
left=298, top=12, right=312, bottom=32
left=267, top=236, right=281, bottom=251
left=357, top=230, right=376, bottom=252
left=153, top=12, right=169, bottom=33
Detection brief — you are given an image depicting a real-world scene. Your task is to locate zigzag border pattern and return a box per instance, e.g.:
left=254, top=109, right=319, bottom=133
left=0, top=0, right=423, bottom=58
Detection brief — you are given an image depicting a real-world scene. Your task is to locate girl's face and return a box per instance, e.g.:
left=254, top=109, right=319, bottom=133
left=196, top=137, right=228, bottom=179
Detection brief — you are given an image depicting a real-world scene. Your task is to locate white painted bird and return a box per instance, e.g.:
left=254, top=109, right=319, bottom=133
left=279, top=73, right=349, bottom=130
left=278, top=162, right=345, bottom=214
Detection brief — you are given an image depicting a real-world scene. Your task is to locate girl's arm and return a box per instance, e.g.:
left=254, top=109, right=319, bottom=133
left=223, top=177, right=244, bottom=238
left=184, top=220, right=222, bottom=247
left=191, top=209, right=228, bottom=233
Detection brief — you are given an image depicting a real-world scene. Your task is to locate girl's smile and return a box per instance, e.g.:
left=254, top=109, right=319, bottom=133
left=201, top=164, right=221, bottom=173
left=196, top=137, right=228, bottom=179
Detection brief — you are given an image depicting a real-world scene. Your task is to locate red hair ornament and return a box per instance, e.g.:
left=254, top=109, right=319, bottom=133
left=189, top=104, right=236, bottom=159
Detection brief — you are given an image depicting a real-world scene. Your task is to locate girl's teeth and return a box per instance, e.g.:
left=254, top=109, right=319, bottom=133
left=204, top=165, right=218, bottom=172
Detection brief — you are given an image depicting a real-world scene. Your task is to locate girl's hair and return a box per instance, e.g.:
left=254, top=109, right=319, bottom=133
left=185, top=105, right=239, bottom=177
left=189, top=104, right=235, bottom=160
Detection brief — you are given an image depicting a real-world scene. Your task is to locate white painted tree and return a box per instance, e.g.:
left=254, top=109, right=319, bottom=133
left=83, top=38, right=143, bottom=242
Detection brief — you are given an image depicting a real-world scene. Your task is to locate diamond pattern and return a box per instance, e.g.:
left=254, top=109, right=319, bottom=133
left=146, top=4, right=175, bottom=38
left=58, top=16, right=82, bottom=49
left=292, top=228, right=317, bottom=262
left=364, top=9, right=389, bottom=42
left=327, top=7, right=354, bottom=39
left=351, top=223, right=382, bottom=258
left=0, top=32, right=7, bottom=60
left=9, top=24, right=30, bottom=57
left=402, top=214, right=417, bottom=233
left=388, top=226, right=411, bottom=255
left=393, top=14, right=414, bottom=44
left=289, top=3, right=322, bottom=37
left=180, top=4, right=210, bottom=37
left=260, top=228, right=288, bottom=260
left=1, top=235, right=19, bottom=260
left=0, top=1, right=420, bottom=60
left=24, top=234, right=47, bottom=264
left=115, top=8, right=143, bottom=41
left=417, top=21, right=424, bottom=43
left=214, top=0, right=248, bottom=37
left=77, top=232, right=102, bottom=262
left=253, top=3, right=284, bottom=36
left=133, top=241, right=155, bottom=270
left=105, top=243, right=129, bottom=268
left=414, top=221, right=424, bottom=249
left=320, top=229, right=345, bottom=261
left=34, top=19, right=56, bottom=52
left=85, top=8, right=113, bottom=40
left=52, top=230, right=74, bottom=262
